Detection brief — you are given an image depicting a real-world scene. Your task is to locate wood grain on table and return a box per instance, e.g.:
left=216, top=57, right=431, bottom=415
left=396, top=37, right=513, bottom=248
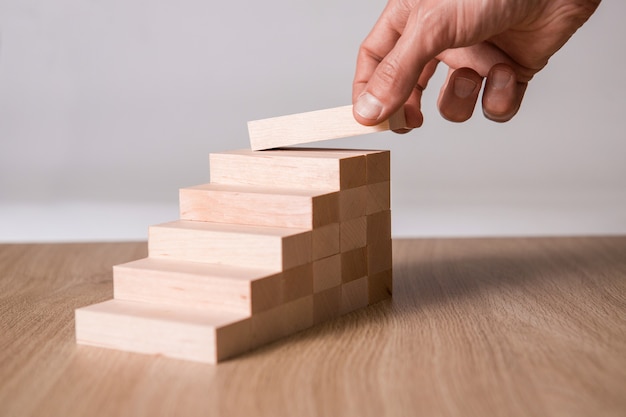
left=1, top=237, right=625, bottom=417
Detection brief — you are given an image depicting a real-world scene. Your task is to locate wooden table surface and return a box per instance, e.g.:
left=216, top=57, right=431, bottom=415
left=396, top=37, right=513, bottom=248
left=1, top=237, right=625, bottom=417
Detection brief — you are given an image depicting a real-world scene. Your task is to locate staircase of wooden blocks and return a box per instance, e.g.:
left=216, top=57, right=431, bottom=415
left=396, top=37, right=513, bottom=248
left=75, top=148, right=392, bottom=363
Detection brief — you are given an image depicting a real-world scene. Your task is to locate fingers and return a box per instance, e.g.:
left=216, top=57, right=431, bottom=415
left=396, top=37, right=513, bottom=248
left=392, top=59, right=440, bottom=133
left=482, top=64, right=527, bottom=122
left=437, top=67, right=483, bottom=122
left=353, top=1, right=451, bottom=126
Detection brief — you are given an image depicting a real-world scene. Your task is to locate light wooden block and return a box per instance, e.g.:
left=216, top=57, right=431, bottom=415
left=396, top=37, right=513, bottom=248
left=248, top=105, right=406, bottom=150
left=149, top=220, right=311, bottom=271
left=180, top=183, right=339, bottom=229
left=340, top=276, right=369, bottom=315
left=209, top=149, right=366, bottom=191
left=251, top=296, right=313, bottom=348
left=339, top=186, right=367, bottom=221
left=313, top=254, right=341, bottom=293
left=340, top=216, right=367, bottom=252
left=367, top=181, right=391, bottom=215
left=341, top=247, right=368, bottom=283
left=367, top=210, right=392, bottom=244
left=368, top=239, right=393, bottom=275
left=75, top=299, right=251, bottom=364
left=312, top=223, right=340, bottom=260
left=368, top=269, right=393, bottom=304
left=313, top=286, right=341, bottom=325
left=113, top=257, right=283, bottom=314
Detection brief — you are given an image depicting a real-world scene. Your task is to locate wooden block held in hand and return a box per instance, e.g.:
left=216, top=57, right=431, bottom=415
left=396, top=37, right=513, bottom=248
left=248, top=105, right=406, bottom=150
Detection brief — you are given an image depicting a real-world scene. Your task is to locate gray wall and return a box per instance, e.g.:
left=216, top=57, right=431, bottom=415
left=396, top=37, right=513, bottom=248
left=1, top=0, right=624, bottom=241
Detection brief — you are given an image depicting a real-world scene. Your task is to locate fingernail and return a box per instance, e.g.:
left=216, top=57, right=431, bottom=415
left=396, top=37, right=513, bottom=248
left=454, top=77, right=477, bottom=98
left=354, top=92, right=383, bottom=120
left=491, top=69, right=512, bottom=90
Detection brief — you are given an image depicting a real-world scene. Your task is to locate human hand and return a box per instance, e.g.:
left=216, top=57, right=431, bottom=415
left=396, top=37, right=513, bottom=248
left=352, top=0, right=601, bottom=131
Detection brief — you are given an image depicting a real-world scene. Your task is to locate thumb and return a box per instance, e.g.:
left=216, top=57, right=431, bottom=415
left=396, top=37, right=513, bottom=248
left=353, top=2, right=455, bottom=125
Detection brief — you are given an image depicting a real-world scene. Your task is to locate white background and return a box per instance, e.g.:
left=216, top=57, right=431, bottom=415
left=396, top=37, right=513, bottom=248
left=1, top=0, right=624, bottom=242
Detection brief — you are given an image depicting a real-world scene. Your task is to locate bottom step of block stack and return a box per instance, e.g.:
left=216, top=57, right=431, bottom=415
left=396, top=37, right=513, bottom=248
left=76, top=300, right=251, bottom=363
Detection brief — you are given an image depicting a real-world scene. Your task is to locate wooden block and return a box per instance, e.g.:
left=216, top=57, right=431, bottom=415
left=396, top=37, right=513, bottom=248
left=313, top=254, right=341, bottom=292
left=75, top=299, right=251, bottom=364
left=339, top=186, right=367, bottom=221
left=368, top=239, right=393, bottom=275
left=312, top=223, right=340, bottom=260
left=209, top=149, right=366, bottom=191
left=367, top=181, right=391, bottom=214
left=149, top=220, right=311, bottom=271
left=366, top=150, right=391, bottom=184
left=251, top=296, right=313, bottom=348
left=341, top=247, right=367, bottom=283
left=180, top=183, right=339, bottom=229
left=283, top=263, right=314, bottom=303
left=368, top=269, right=393, bottom=304
left=248, top=105, right=406, bottom=150
left=113, top=257, right=283, bottom=314
left=313, top=286, right=341, bottom=325
left=340, top=276, right=369, bottom=315
left=367, top=210, right=392, bottom=244
left=340, top=216, right=367, bottom=252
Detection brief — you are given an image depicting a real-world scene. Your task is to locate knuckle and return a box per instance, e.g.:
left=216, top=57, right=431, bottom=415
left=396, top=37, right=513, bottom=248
left=375, top=57, right=403, bottom=90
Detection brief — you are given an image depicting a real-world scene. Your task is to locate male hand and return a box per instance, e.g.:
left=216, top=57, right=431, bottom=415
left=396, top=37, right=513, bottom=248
left=353, top=0, right=601, bottom=131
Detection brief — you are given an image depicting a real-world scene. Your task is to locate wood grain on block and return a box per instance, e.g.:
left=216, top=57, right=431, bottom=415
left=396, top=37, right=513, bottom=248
left=341, top=247, right=368, bottom=283
left=248, top=105, right=406, bottom=151
left=312, top=223, right=340, bottom=260
left=340, top=216, right=367, bottom=252
left=339, top=186, right=367, bottom=221
left=149, top=220, right=311, bottom=271
left=113, top=257, right=283, bottom=314
left=75, top=299, right=251, bottom=364
left=180, top=183, right=339, bottom=229
left=340, top=276, right=369, bottom=315
left=209, top=149, right=366, bottom=191
left=367, top=181, right=391, bottom=215
left=283, top=263, right=314, bottom=303
left=313, top=286, right=341, bottom=325
left=367, top=210, right=392, bottom=244
left=368, top=269, right=393, bottom=304
left=313, top=254, right=341, bottom=293
left=365, top=150, right=391, bottom=184
left=251, top=296, right=313, bottom=348
left=368, top=239, right=393, bottom=275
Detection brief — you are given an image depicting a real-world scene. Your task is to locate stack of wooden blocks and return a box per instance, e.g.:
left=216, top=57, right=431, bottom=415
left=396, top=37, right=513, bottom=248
left=75, top=106, right=398, bottom=364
